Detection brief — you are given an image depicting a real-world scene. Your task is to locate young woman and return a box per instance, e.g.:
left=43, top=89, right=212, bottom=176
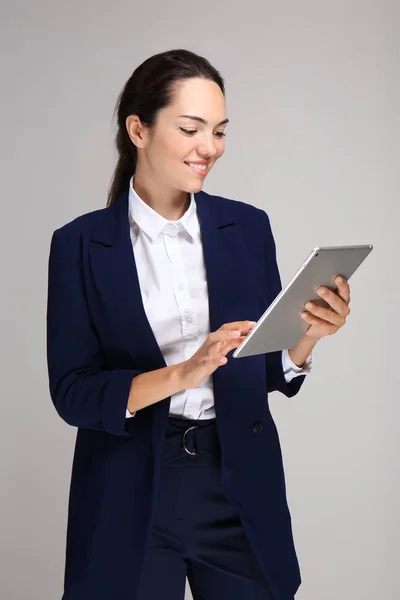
left=46, top=48, right=351, bottom=600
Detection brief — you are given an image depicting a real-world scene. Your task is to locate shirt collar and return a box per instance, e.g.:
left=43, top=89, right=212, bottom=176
left=128, top=175, right=199, bottom=241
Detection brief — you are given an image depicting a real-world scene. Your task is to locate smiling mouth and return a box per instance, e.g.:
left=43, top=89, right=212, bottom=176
left=185, top=162, right=210, bottom=174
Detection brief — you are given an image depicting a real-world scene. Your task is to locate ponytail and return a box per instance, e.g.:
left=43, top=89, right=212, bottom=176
left=106, top=125, right=137, bottom=207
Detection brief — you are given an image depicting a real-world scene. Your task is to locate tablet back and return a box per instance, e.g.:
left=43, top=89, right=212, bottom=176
left=233, top=244, right=373, bottom=358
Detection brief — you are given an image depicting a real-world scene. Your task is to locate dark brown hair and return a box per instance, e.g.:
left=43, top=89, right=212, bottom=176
left=107, top=48, right=225, bottom=207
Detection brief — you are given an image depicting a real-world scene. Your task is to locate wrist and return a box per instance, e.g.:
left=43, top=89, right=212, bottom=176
left=173, top=361, right=187, bottom=388
left=288, top=335, right=318, bottom=368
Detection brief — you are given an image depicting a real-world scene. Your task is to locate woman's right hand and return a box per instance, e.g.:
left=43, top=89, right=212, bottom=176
left=178, top=320, right=257, bottom=390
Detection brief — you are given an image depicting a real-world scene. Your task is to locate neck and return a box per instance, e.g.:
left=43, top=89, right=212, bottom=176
left=132, top=172, right=190, bottom=221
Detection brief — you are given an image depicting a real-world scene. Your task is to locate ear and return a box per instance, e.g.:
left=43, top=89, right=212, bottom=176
left=126, top=115, right=150, bottom=149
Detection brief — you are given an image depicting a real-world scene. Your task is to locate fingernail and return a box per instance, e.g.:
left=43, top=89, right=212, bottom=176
left=232, top=330, right=241, bottom=336
left=248, top=321, right=257, bottom=325
left=318, top=287, right=326, bottom=294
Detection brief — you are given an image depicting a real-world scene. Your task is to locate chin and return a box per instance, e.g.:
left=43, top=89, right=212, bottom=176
left=186, top=180, right=205, bottom=193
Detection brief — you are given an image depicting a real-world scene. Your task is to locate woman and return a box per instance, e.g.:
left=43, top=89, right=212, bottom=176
left=46, top=49, right=351, bottom=600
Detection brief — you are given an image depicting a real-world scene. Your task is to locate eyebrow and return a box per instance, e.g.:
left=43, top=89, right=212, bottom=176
left=178, top=114, right=229, bottom=126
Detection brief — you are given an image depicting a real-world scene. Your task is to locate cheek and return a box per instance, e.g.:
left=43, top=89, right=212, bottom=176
left=162, top=134, right=192, bottom=162
left=148, top=129, right=180, bottom=160
left=216, top=141, right=225, bottom=159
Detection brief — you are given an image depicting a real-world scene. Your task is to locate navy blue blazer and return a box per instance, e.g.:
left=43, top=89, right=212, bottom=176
left=46, top=187, right=306, bottom=600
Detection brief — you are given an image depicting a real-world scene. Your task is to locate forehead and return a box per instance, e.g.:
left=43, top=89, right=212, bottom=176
left=165, top=78, right=226, bottom=119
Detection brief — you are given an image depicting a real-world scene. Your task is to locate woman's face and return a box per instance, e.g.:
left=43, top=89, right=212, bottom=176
left=131, top=77, right=228, bottom=194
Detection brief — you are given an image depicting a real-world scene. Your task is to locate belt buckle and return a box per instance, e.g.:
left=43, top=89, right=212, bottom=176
left=182, top=425, right=199, bottom=455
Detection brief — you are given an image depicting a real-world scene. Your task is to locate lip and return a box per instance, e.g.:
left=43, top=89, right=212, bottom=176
left=184, top=161, right=210, bottom=177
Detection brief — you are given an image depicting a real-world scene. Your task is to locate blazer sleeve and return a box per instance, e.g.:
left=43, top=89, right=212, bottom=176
left=260, top=210, right=306, bottom=398
left=46, top=227, right=144, bottom=437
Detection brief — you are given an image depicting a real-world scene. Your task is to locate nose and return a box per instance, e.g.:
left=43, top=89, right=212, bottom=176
left=197, top=133, right=218, bottom=159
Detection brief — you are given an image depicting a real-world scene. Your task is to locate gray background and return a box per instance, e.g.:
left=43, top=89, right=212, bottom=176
left=1, top=1, right=399, bottom=598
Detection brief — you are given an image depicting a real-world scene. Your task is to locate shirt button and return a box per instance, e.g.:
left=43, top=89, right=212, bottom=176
left=252, top=422, right=263, bottom=434
left=178, top=283, right=184, bottom=290
left=186, top=316, right=193, bottom=323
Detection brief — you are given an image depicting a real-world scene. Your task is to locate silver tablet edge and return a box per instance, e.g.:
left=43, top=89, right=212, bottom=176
left=232, top=251, right=314, bottom=358
left=232, top=244, right=373, bottom=359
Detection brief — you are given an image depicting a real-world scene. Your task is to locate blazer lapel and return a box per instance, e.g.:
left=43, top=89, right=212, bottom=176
left=195, top=192, right=265, bottom=424
left=89, top=189, right=167, bottom=371
left=195, top=191, right=258, bottom=331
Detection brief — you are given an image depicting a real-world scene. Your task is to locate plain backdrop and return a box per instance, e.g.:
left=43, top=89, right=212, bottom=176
left=1, top=1, right=399, bottom=599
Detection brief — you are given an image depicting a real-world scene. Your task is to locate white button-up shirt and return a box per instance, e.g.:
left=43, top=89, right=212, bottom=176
left=126, top=176, right=311, bottom=419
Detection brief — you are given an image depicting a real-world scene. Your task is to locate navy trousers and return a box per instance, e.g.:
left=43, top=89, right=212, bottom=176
left=137, top=417, right=276, bottom=600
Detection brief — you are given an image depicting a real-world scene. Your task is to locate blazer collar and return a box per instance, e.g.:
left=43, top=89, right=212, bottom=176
left=90, top=185, right=236, bottom=248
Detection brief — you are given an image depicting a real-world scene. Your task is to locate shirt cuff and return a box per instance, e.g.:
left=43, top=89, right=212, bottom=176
left=282, top=348, right=313, bottom=383
left=125, top=408, right=136, bottom=418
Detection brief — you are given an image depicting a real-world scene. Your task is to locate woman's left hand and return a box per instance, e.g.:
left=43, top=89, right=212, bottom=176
left=301, top=275, right=351, bottom=341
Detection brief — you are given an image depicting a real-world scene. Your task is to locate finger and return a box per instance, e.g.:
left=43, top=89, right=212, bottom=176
left=301, top=312, right=338, bottom=333
left=219, top=320, right=256, bottom=332
left=210, top=331, right=250, bottom=357
left=316, top=286, right=350, bottom=318
left=211, top=330, right=242, bottom=344
left=303, top=303, right=344, bottom=327
left=214, top=335, right=245, bottom=361
left=333, top=275, right=351, bottom=304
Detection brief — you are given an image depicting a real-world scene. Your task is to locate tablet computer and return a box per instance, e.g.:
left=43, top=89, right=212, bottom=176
left=232, top=244, right=373, bottom=358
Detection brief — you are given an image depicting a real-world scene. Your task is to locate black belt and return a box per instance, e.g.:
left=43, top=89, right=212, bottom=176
left=162, top=417, right=220, bottom=462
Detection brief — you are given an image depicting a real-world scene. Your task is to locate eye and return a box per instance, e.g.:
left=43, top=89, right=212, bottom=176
left=179, top=127, right=226, bottom=138
left=180, top=128, right=197, bottom=135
